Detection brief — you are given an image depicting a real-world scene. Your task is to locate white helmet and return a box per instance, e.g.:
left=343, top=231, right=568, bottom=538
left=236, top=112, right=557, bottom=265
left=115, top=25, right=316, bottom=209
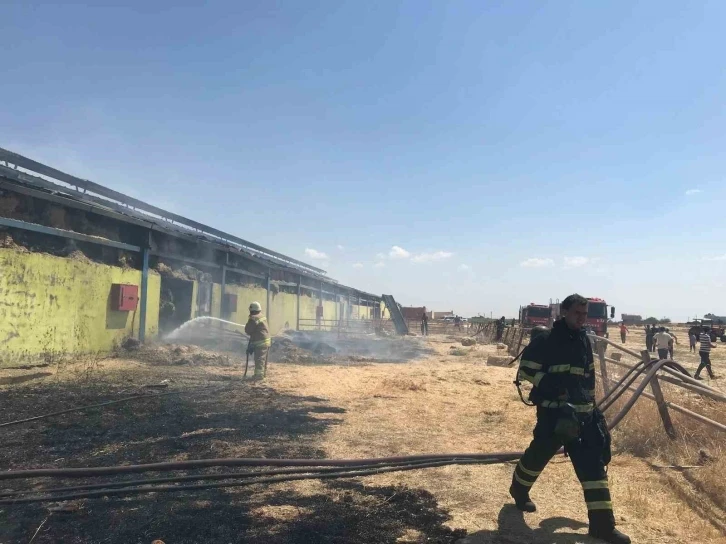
left=249, top=301, right=262, bottom=313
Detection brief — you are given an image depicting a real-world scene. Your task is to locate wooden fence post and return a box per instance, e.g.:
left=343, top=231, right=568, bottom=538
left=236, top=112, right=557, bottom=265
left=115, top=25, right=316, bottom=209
left=641, top=350, right=677, bottom=439
left=514, top=328, right=525, bottom=356
left=597, top=341, right=610, bottom=396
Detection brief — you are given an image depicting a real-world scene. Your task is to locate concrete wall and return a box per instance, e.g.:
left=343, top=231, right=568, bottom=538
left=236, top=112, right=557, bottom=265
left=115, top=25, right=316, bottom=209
left=270, top=290, right=298, bottom=333
left=0, top=249, right=160, bottom=367
left=0, top=246, right=382, bottom=366
left=212, top=282, right=379, bottom=334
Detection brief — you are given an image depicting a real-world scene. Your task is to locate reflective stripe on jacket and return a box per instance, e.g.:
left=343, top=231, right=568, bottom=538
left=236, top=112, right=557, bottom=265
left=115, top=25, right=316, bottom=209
left=518, top=318, right=596, bottom=408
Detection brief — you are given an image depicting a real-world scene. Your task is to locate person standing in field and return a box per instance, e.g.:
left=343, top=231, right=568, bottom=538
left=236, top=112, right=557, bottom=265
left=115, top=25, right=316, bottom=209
left=653, top=327, right=673, bottom=360
left=619, top=323, right=628, bottom=344
left=245, top=301, right=271, bottom=380
left=695, top=327, right=717, bottom=380
left=645, top=325, right=653, bottom=352
left=420, top=311, right=428, bottom=336
left=666, top=328, right=677, bottom=359
left=689, top=331, right=697, bottom=353
left=494, top=316, right=505, bottom=340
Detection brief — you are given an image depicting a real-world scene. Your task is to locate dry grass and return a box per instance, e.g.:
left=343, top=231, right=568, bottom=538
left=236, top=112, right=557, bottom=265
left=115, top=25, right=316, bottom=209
left=602, top=346, right=726, bottom=532
left=270, top=335, right=725, bottom=543
left=1, top=333, right=724, bottom=543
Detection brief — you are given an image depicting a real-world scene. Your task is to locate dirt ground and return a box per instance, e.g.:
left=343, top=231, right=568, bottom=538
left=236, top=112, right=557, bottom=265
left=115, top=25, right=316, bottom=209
left=0, top=333, right=723, bottom=544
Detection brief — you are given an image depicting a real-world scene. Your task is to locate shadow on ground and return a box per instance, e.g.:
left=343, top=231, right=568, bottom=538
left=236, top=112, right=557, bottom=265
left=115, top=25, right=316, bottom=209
left=459, top=504, right=602, bottom=544
left=0, top=377, right=463, bottom=543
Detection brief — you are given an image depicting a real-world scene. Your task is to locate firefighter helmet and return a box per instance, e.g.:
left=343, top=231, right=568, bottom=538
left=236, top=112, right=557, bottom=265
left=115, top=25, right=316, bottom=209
left=530, top=325, right=549, bottom=341
left=249, top=301, right=262, bottom=313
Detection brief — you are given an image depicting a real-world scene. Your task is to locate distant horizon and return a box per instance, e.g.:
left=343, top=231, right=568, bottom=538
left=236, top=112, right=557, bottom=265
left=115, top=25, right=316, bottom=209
left=1, top=143, right=717, bottom=324
left=2, top=1, right=725, bottom=322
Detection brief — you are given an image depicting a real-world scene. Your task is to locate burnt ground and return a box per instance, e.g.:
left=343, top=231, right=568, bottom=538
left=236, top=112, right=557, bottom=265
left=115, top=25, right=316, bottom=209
left=0, top=362, right=465, bottom=544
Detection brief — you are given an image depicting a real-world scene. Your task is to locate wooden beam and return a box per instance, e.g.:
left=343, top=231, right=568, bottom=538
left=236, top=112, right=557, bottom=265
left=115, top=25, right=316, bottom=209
left=641, top=350, right=676, bottom=439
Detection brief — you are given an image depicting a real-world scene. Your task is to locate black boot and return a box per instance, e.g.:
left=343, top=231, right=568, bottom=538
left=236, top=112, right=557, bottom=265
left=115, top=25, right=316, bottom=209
left=588, top=510, right=631, bottom=544
left=509, top=483, right=536, bottom=512
left=588, top=527, right=631, bottom=543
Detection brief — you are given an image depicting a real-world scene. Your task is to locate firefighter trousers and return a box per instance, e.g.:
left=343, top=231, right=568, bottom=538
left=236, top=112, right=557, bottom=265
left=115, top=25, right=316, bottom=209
left=254, top=346, right=269, bottom=378
left=511, top=407, right=615, bottom=532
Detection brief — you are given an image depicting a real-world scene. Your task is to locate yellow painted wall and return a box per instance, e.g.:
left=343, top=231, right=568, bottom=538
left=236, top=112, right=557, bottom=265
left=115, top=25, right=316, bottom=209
left=0, top=249, right=160, bottom=367
left=270, top=291, right=298, bottom=334
left=217, top=283, right=269, bottom=328
left=192, top=278, right=381, bottom=334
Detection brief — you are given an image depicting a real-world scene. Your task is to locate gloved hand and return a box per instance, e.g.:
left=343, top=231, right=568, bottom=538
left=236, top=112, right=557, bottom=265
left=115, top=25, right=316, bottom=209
left=246, top=344, right=254, bottom=355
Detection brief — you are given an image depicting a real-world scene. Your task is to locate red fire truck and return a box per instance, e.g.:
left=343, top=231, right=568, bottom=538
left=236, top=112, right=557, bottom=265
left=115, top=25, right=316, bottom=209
left=584, top=297, right=613, bottom=337
left=519, top=303, right=553, bottom=327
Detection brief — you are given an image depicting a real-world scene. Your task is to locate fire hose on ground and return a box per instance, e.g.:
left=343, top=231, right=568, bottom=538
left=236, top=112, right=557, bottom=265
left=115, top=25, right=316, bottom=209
left=1, top=354, right=724, bottom=504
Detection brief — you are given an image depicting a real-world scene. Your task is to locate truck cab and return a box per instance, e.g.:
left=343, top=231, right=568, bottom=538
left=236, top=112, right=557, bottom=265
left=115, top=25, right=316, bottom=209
left=585, top=298, right=614, bottom=337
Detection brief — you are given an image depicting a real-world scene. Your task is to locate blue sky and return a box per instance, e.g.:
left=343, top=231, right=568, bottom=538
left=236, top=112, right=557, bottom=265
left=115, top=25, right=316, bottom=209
left=2, top=1, right=725, bottom=320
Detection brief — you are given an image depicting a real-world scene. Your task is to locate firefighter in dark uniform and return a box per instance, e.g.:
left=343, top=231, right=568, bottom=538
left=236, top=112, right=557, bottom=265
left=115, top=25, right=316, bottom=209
left=510, top=294, right=630, bottom=544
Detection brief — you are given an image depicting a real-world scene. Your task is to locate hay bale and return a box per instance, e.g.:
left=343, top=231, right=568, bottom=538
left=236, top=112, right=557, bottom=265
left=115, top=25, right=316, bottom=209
left=461, top=338, right=477, bottom=346
left=486, top=355, right=513, bottom=367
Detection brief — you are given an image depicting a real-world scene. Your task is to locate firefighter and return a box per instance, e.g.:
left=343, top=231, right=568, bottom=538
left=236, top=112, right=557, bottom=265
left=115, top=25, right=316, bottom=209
left=511, top=294, right=630, bottom=544
left=244, top=301, right=270, bottom=380
left=496, top=316, right=506, bottom=341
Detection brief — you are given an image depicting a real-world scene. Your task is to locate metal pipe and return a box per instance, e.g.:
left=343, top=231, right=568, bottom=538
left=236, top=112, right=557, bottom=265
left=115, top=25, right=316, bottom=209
left=606, top=360, right=674, bottom=430
left=150, top=251, right=222, bottom=269
left=597, top=361, right=649, bottom=413
left=220, top=265, right=227, bottom=320
left=660, top=366, right=726, bottom=398
left=296, top=275, right=301, bottom=331
left=0, top=457, right=519, bottom=505
left=0, top=217, right=140, bottom=252
left=0, top=163, right=339, bottom=285
left=604, top=356, right=726, bottom=402
left=221, top=265, right=265, bottom=280
left=587, top=333, right=644, bottom=359
left=0, top=458, right=506, bottom=499
left=0, top=147, right=327, bottom=275
left=601, top=373, right=726, bottom=433
left=0, top=452, right=523, bottom=481
left=139, top=248, right=149, bottom=342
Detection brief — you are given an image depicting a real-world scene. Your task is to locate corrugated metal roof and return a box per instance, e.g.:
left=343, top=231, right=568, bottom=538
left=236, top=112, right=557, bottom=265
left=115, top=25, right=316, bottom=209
left=0, top=147, right=381, bottom=300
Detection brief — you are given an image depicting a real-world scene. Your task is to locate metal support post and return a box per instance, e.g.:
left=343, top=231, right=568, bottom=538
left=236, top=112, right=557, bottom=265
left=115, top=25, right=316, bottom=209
left=266, top=270, right=271, bottom=329
left=139, top=247, right=149, bottom=343
left=221, top=265, right=227, bottom=320
left=319, top=281, right=323, bottom=330
left=296, top=275, right=301, bottom=331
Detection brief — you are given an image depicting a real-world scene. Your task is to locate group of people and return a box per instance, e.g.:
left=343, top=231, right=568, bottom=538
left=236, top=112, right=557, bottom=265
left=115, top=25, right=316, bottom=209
left=644, top=325, right=677, bottom=359
left=642, top=324, right=717, bottom=380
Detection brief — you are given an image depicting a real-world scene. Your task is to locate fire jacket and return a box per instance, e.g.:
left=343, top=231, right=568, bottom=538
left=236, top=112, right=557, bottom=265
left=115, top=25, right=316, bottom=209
left=245, top=315, right=271, bottom=348
left=518, top=318, right=596, bottom=413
